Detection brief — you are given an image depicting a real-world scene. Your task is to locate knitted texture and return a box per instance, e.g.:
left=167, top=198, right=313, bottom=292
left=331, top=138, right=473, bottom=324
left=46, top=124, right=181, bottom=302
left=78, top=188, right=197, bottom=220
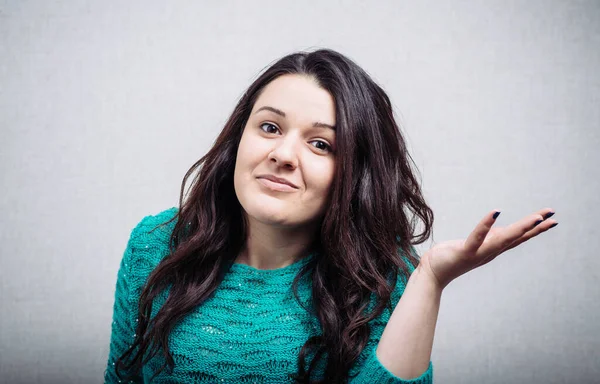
left=105, top=208, right=434, bottom=383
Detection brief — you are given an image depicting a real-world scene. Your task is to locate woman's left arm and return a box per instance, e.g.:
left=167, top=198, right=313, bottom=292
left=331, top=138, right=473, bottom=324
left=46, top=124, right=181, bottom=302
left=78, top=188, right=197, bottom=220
left=347, top=264, right=435, bottom=384
left=376, top=207, right=558, bottom=380
left=375, top=265, right=441, bottom=380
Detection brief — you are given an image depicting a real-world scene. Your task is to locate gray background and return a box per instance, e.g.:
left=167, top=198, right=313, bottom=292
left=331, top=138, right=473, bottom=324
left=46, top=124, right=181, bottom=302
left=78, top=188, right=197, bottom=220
left=1, top=1, right=598, bottom=383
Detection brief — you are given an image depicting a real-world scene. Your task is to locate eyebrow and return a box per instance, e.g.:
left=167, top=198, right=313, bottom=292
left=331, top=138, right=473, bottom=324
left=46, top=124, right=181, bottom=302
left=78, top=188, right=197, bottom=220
left=254, top=105, right=336, bottom=131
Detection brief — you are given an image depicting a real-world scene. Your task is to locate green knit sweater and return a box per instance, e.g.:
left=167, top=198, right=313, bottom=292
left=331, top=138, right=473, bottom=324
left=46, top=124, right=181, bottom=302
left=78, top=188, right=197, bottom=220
left=105, top=208, right=434, bottom=383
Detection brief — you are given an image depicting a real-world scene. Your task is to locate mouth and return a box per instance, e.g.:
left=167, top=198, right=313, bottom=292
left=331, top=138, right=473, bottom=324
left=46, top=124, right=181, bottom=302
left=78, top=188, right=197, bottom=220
left=256, top=175, right=298, bottom=192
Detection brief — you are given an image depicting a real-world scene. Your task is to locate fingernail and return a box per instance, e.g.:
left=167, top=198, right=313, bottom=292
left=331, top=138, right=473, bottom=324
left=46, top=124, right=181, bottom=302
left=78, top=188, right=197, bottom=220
left=533, top=219, right=543, bottom=227
left=549, top=222, right=558, bottom=229
left=493, top=211, right=501, bottom=219
left=544, top=212, right=555, bottom=219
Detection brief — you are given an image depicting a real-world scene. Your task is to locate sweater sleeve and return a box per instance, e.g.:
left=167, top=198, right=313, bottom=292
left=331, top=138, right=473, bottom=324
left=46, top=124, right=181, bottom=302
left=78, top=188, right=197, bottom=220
left=349, top=346, right=433, bottom=383
left=348, top=246, right=434, bottom=384
left=104, top=226, right=144, bottom=383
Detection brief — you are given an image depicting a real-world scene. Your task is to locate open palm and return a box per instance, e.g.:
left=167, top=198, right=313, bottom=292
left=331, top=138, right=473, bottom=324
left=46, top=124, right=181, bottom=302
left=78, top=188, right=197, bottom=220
left=418, top=208, right=558, bottom=290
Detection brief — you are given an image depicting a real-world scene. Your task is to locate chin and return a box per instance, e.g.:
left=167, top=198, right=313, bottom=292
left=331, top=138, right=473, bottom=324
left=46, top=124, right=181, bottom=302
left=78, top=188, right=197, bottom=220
left=250, top=207, right=293, bottom=226
left=240, top=193, right=318, bottom=228
left=243, top=202, right=303, bottom=228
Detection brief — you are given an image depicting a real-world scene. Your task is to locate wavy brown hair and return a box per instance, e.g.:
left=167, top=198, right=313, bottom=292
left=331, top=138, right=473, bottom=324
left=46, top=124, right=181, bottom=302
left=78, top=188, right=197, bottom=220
left=115, top=48, right=434, bottom=383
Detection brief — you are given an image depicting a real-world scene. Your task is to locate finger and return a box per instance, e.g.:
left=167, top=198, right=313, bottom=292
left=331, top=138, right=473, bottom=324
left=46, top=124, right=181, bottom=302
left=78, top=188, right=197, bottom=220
left=478, top=208, right=555, bottom=257
left=463, top=209, right=502, bottom=254
left=501, top=210, right=557, bottom=252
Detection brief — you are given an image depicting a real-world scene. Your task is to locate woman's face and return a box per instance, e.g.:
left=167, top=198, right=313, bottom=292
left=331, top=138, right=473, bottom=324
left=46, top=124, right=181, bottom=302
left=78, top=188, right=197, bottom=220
left=234, top=74, right=337, bottom=229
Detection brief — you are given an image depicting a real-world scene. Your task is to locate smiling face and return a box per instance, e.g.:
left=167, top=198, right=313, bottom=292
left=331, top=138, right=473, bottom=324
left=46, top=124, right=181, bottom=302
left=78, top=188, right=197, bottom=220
left=233, top=74, right=337, bottom=229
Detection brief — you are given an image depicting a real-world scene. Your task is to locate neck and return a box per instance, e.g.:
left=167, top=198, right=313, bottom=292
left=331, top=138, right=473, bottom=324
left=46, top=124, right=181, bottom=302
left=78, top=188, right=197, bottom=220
left=235, top=215, right=318, bottom=270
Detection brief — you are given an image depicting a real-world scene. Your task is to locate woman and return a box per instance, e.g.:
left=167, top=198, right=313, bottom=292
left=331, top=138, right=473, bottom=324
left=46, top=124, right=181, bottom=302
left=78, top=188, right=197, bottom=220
left=105, top=48, right=557, bottom=383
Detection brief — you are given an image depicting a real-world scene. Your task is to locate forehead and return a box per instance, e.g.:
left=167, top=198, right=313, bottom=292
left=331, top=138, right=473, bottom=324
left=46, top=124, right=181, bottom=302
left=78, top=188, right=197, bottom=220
left=253, top=74, right=336, bottom=123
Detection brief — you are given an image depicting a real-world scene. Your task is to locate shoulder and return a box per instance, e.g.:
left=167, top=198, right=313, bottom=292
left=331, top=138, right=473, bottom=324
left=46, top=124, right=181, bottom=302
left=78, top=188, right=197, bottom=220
left=129, top=207, right=179, bottom=245
left=125, top=207, right=179, bottom=281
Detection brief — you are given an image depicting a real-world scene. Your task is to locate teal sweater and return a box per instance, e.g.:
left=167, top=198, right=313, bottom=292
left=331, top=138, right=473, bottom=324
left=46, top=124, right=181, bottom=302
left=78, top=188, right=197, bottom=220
left=105, top=208, right=434, bottom=383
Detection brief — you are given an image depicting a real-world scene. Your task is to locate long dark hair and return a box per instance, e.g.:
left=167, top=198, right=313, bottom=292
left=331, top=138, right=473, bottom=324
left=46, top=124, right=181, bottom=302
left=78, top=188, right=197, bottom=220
left=115, top=48, right=434, bottom=383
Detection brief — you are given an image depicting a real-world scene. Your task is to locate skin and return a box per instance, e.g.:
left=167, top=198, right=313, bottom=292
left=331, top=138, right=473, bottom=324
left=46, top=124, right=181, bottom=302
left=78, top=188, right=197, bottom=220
left=377, top=208, right=558, bottom=379
left=233, top=74, right=337, bottom=270
left=232, top=72, right=560, bottom=380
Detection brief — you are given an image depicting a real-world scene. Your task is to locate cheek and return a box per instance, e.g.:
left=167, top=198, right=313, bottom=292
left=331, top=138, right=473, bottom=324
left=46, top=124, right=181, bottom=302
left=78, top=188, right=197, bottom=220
left=305, top=160, right=335, bottom=199
left=237, top=132, right=271, bottom=167
left=234, top=135, right=254, bottom=192
left=236, top=137, right=259, bottom=173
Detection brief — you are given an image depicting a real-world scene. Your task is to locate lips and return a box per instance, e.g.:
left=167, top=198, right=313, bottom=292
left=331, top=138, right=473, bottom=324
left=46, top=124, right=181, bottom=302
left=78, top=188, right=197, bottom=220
left=256, top=174, right=298, bottom=189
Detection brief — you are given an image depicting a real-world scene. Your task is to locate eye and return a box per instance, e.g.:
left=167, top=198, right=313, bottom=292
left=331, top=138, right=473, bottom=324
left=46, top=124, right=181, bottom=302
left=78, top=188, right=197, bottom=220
left=260, top=122, right=333, bottom=154
left=259, top=122, right=280, bottom=134
left=310, top=140, right=333, bottom=153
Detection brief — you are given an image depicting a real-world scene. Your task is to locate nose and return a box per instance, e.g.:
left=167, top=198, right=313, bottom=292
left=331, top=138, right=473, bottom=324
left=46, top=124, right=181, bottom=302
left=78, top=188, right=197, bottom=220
left=268, top=134, right=299, bottom=169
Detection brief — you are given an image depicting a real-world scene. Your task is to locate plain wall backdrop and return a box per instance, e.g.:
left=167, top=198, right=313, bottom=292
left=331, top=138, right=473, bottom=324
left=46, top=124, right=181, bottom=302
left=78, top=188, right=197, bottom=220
left=1, top=1, right=598, bottom=383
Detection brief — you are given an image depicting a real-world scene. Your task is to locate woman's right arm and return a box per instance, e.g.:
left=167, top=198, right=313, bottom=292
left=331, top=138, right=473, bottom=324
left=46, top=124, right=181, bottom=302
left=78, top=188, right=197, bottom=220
left=104, top=235, right=143, bottom=384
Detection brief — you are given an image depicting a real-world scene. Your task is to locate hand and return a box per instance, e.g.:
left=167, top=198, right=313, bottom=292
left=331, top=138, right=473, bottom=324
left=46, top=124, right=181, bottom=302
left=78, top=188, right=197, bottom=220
left=417, top=208, right=558, bottom=290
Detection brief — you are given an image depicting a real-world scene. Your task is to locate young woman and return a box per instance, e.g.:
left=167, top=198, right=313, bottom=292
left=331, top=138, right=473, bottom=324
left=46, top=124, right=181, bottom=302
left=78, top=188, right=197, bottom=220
left=105, top=48, right=557, bottom=383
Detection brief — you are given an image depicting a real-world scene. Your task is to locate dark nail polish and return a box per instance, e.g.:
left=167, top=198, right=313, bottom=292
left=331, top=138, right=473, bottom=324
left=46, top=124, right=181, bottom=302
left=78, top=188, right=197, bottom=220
left=544, top=212, right=555, bottom=219
left=493, top=211, right=501, bottom=219
left=549, top=223, right=558, bottom=229
left=533, top=219, right=543, bottom=227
